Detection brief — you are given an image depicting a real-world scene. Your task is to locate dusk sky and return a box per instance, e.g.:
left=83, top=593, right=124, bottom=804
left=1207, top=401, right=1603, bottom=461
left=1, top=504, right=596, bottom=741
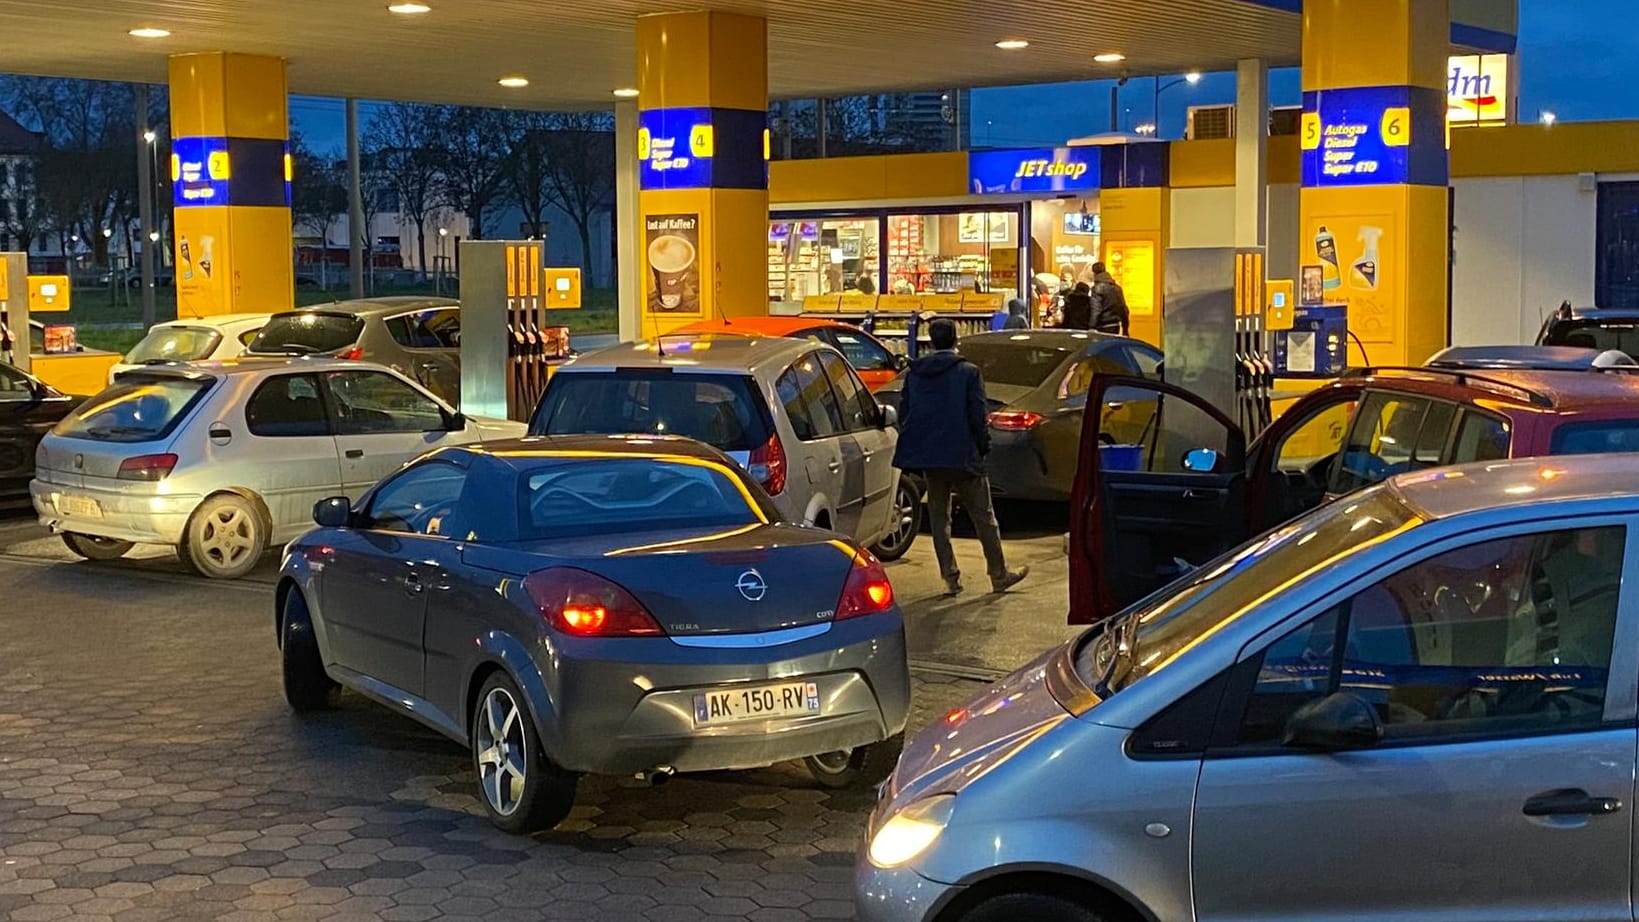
left=292, top=0, right=1637, bottom=153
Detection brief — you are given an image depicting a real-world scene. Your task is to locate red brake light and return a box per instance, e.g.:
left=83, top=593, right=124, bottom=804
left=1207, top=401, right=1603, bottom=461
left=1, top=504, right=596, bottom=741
left=117, top=453, right=178, bottom=481
left=989, top=410, right=1045, bottom=431
left=337, top=345, right=364, bottom=360
left=748, top=431, right=787, bottom=495
left=523, top=567, right=662, bottom=637
left=836, top=550, right=895, bottom=620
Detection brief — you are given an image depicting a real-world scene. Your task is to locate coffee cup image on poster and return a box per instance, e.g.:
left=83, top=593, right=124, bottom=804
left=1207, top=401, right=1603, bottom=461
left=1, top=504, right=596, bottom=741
left=645, top=214, right=701, bottom=315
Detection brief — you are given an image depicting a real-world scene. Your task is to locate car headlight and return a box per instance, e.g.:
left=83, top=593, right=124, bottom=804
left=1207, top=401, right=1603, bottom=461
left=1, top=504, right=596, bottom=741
left=868, top=794, right=955, bottom=868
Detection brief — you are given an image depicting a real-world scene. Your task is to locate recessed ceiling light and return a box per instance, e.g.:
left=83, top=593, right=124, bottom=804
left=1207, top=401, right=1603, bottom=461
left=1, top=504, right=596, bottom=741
left=995, top=39, right=1030, bottom=50
left=613, top=88, right=640, bottom=98
left=387, top=2, right=431, bottom=13
left=1093, top=52, right=1126, bottom=63
left=129, top=27, right=171, bottom=38
left=498, top=76, right=530, bottom=88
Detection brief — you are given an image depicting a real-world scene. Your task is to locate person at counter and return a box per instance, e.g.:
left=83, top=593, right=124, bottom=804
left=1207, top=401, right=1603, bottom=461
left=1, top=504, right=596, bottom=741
left=1061, top=282, right=1094, bottom=330
left=1090, top=262, right=1130, bottom=336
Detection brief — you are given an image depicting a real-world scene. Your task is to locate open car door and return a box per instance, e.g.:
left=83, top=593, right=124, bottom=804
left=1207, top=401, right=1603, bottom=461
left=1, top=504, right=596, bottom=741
left=1068, top=375, right=1248, bottom=624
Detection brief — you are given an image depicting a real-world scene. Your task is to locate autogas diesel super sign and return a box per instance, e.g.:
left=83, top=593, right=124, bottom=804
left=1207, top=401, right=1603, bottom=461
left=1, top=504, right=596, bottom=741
left=1300, top=85, right=1448, bottom=188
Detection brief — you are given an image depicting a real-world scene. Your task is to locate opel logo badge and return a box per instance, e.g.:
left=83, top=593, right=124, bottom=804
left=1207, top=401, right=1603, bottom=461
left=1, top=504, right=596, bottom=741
left=735, top=569, right=767, bottom=602
left=73, top=453, right=83, bottom=469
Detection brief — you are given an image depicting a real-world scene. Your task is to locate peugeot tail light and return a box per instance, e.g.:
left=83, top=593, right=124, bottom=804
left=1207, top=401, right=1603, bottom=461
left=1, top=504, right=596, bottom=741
left=836, top=550, right=895, bottom=620
left=117, top=453, right=178, bottom=481
left=523, top=567, right=662, bottom=637
left=748, top=431, right=787, bottom=495
left=988, top=410, right=1045, bottom=431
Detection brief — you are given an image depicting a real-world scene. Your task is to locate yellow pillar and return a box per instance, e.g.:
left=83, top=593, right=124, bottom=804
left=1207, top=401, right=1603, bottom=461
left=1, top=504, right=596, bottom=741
left=168, top=52, right=293, bottom=317
left=1300, top=0, right=1450, bottom=367
left=634, top=12, right=767, bottom=337
left=1099, top=187, right=1168, bottom=348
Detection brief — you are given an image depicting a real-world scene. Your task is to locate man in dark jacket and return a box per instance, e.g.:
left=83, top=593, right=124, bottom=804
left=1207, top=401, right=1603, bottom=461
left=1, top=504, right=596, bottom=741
left=892, top=319, right=1029, bottom=595
left=1090, top=262, right=1130, bottom=335
left=1060, top=282, right=1094, bottom=330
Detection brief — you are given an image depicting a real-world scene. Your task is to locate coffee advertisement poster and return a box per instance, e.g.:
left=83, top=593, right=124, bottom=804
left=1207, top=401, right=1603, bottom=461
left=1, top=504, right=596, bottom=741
left=645, top=213, right=701, bottom=315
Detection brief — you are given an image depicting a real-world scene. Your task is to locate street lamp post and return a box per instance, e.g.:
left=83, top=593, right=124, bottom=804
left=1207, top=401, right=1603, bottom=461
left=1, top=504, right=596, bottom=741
left=135, top=84, right=158, bottom=328
left=1152, top=71, right=1202, bottom=139
left=436, top=227, right=449, bottom=296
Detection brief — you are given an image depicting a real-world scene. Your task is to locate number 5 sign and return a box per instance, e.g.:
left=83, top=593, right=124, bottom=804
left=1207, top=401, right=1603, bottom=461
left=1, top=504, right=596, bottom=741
left=1380, top=107, right=1411, bottom=147
left=1301, top=111, right=1322, bottom=151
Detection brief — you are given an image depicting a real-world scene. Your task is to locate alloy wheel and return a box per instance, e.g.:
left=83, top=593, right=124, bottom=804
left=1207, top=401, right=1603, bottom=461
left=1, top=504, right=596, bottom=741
left=199, top=506, right=256, bottom=569
left=475, top=687, right=528, bottom=816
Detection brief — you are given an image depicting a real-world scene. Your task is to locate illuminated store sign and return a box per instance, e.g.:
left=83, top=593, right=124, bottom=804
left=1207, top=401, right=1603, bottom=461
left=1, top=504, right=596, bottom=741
left=638, top=107, right=766, bottom=191
left=968, top=147, right=1099, bottom=195
left=1301, top=85, right=1447, bottom=188
left=1448, top=54, right=1510, bottom=126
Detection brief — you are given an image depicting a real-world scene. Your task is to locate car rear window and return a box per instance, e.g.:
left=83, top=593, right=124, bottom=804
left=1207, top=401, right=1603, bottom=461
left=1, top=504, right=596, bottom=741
left=1543, top=320, right=1639, bottom=354
left=959, top=341, right=1072, bottom=388
left=54, top=376, right=212, bottom=443
left=518, top=457, right=764, bottom=539
left=249, top=313, right=364, bottom=355
left=124, top=326, right=223, bottom=365
left=531, top=371, right=772, bottom=453
left=1551, top=420, right=1639, bottom=455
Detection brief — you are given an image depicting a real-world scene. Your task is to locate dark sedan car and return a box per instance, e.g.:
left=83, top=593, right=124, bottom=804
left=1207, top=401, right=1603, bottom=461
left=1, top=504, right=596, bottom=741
left=276, top=434, right=910, bottom=833
left=0, top=361, right=81, bottom=500
left=875, top=330, right=1163, bottom=501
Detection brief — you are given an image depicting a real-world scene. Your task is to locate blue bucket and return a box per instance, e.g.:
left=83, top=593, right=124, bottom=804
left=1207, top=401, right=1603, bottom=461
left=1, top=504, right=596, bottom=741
left=1099, top=444, right=1142, bottom=472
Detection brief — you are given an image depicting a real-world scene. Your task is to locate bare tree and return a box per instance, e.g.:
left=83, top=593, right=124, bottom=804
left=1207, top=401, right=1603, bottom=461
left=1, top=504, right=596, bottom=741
left=535, top=112, right=614, bottom=273
left=434, top=105, right=518, bottom=241
left=503, top=111, right=553, bottom=240
left=363, top=102, right=442, bottom=280
left=290, top=133, right=347, bottom=290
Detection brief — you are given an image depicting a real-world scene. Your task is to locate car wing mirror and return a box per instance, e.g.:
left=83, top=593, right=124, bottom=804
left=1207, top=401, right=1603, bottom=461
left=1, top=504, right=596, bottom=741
left=313, top=496, right=353, bottom=529
left=1282, top=692, right=1383, bottom=752
left=894, top=354, right=909, bottom=371
left=879, top=404, right=898, bottom=429
left=445, top=411, right=468, bottom=432
left=1182, top=448, right=1220, bottom=473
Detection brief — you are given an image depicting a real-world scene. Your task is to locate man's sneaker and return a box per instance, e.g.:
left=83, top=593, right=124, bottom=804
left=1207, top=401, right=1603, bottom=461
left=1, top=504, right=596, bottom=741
left=991, top=567, right=1030, bottom=594
left=943, top=575, right=964, bottom=596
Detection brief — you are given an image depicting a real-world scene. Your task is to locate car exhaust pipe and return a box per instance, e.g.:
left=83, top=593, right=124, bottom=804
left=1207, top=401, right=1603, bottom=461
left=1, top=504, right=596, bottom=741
left=638, top=766, right=675, bottom=787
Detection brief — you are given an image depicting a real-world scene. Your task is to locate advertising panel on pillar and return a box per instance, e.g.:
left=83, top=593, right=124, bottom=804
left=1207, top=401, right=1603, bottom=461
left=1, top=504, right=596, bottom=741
left=644, top=214, right=701, bottom=315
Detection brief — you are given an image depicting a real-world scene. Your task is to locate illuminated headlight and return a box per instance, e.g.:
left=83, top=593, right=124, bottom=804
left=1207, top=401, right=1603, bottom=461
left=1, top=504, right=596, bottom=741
left=867, top=794, right=955, bottom=868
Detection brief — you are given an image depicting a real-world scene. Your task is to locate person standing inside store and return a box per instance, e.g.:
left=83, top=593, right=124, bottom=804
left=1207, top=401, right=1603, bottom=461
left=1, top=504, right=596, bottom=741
left=1061, top=282, right=1094, bottom=329
left=893, top=319, right=1030, bottom=596
left=1090, top=262, right=1130, bottom=336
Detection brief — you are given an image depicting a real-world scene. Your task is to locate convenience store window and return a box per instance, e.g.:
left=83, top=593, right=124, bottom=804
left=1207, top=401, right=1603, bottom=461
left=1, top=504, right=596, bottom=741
left=768, top=218, right=881, bottom=306
left=1596, top=181, right=1639, bottom=309
left=884, top=211, right=1019, bottom=295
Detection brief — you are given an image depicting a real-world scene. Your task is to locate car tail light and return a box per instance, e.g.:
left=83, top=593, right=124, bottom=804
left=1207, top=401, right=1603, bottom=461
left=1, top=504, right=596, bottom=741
left=523, top=567, right=662, bottom=637
left=337, top=345, right=364, bottom=361
left=748, top=431, right=787, bottom=495
left=836, top=550, right=895, bottom=620
left=989, top=410, right=1045, bottom=431
left=117, top=453, right=178, bottom=481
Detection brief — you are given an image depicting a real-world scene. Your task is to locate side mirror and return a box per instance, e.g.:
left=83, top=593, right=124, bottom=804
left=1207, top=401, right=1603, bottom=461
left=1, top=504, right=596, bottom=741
left=894, top=354, right=910, bottom=371
left=1183, top=448, right=1220, bottom=473
left=879, top=404, right=898, bottom=429
left=312, top=496, right=353, bottom=529
left=1282, top=692, right=1383, bottom=752
left=445, top=411, right=468, bottom=432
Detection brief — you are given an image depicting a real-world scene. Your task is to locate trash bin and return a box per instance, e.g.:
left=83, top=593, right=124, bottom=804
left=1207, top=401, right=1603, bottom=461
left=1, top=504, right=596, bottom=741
left=1099, top=443, right=1143, bottom=471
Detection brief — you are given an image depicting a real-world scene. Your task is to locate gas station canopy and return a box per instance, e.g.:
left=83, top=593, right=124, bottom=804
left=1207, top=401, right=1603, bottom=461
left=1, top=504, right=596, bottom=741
left=0, top=0, right=1514, bottom=108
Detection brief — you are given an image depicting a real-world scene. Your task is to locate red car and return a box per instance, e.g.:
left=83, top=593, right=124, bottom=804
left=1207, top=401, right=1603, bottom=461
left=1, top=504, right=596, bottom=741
left=1070, top=365, right=1639, bottom=623
left=675, top=318, right=904, bottom=391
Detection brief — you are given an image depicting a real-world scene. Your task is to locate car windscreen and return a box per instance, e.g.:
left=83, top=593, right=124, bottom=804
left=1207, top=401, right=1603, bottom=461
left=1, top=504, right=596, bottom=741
left=518, top=457, right=764, bottom=539
left=53, top=376, right=213, bottom=443
left=1074, top=489, right=1417, bottom=697
left=531, top=371, right=772, bottom=453
left=958, top=341, right=1073, bottom=388
left=1543, top=320, right=1639, bottom=354
left=124, top=326, right=223, bottom=365
left=248, top=313, right=364, bottom=355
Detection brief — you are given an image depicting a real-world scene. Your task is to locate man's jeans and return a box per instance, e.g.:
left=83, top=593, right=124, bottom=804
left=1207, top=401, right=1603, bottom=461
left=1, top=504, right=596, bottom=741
left=926, top=471, right=1008, bottom=584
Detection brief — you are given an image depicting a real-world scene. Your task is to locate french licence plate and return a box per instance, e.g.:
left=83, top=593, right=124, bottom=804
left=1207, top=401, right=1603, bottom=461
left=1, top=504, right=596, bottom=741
left=57, top=495, right=102, bottom=518
left=693, top=681, right=820, bottom=726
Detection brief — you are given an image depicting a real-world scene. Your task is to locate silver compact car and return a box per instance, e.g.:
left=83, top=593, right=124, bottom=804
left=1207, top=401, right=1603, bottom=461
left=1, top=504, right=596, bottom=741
left=860, top=454, right=1639, bottom=922
left=276, top=434, right=911, bottom=834
left=247, top=298, right=462, bottom=404
left=32, top=358, right=522, bottom=578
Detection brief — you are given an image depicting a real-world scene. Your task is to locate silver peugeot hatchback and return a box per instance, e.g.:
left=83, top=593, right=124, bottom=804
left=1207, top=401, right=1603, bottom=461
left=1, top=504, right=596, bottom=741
left=860, top=455, right=1639, bottom=922
left=32, top=357, right=522, bottom=578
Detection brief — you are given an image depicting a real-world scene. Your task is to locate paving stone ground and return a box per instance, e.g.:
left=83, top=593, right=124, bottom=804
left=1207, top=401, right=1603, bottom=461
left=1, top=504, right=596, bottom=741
left=0, top=509, right=1075, bottom=922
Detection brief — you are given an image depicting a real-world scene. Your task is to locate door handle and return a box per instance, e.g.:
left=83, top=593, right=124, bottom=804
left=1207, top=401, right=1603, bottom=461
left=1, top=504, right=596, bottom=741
left=1180, top=488, right=1221, bottom=501
left=1523, top=789, right=1623, bottom=817
left=400, top=570, right=424, bottom=595
left=827, top=460, right=843, bottom=473
left=345, top=449, right=364, bottom=459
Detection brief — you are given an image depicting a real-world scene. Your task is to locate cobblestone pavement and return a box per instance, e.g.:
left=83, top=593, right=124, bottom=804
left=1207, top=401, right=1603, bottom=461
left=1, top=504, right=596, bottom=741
left=0, top=510, right=1076, bottom=922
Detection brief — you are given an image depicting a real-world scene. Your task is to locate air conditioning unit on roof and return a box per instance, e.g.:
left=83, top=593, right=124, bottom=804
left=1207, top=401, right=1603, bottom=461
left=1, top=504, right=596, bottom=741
left=1187, top=105, right=1235, bottom=140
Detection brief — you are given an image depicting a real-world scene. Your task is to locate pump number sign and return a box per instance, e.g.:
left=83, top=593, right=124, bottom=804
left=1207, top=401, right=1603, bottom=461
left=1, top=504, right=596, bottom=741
left=1301, top=86, right=1446, bottom=188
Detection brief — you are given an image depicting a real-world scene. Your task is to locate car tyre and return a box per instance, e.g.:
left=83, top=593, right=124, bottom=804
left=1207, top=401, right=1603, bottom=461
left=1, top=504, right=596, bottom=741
left=281, top=589, right=340, bottom=712
left=869, top=475, right=921, bottom=562
left=181, top=494, right=266, bottom=579
left=471, top=672, right=578, bottom=834
left=804, top=733, right=904, bottom=789
left=61, top=533, right=133, bottom=561
left=956, top=894, right=1108, bottom=922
